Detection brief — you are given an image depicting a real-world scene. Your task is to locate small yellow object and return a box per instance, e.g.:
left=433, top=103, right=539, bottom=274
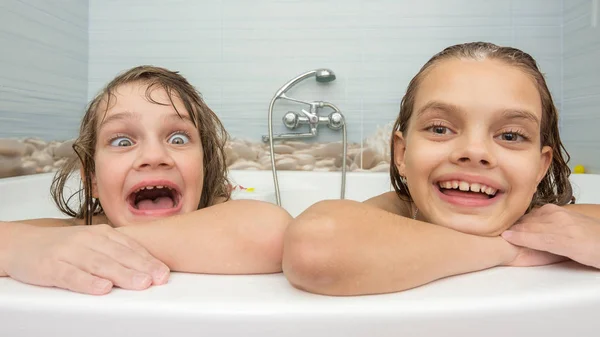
left=246, top=187, right=255, bottom=192
left=573, top=165, right=586, bottom=174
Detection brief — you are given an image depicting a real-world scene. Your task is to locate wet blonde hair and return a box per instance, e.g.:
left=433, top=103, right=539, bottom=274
left=390, top=42, right=573, bottom=210
left=51, top=65, right=230, bottom=225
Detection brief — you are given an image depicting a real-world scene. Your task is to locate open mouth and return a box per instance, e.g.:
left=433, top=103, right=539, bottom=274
left=436, top=180, right=501, bottom=200
left=127, top=185, right=181, bottom=211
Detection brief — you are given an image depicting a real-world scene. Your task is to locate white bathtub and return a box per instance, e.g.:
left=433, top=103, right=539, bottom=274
left=1, top=171, right=600, bottom=337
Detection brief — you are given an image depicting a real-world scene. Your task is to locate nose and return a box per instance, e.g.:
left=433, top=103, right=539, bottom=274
left=133, top=139, right=175, bottom=170
left=449, top=132, right=497, bottom=168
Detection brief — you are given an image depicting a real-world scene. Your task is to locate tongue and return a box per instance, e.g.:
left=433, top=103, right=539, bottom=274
left=442, top=189, right=490, bottom=199
left=136, top=197, right=175, bottom=210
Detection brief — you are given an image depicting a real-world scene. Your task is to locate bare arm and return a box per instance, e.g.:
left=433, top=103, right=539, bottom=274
left=15, top=215, right=108, bottom=227
left=282, top=197, right=521, bottom=296
left=562, top=203, right=600, bottom=219
left=9, top=200, right=290, bottom=274
left=117, top=199, right=291, bottom=274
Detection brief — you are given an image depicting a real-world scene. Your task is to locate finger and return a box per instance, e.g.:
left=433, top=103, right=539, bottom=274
left=94, top=230, right=170, bottom=285
left=98, top=225, right=153, bottom=258
left=502, top=230, right=573, bottom=257
left=52, top=261, right=113, bottom=295
left=531, top=204, right=562, bottom=217
left=64, top=247, right=153, bottom=291
left=510, top=221, right=552, bottom=233
left=517, top=249, right=567, bottom=266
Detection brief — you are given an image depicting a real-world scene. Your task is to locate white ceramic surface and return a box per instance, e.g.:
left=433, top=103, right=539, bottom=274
left=1, top=171, right=600, bottom=336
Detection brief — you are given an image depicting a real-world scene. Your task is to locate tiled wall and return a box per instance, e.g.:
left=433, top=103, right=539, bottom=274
left=562, top=0, right=600, bottom=173
left=0, top=0, right=88, bottom=141
left=88, top=0, right=564, bottom=145
left=3, top=0, right=596, bottom=172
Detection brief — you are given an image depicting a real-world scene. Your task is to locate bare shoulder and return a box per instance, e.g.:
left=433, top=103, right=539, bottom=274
left=363, top=191, right=412, bottom=217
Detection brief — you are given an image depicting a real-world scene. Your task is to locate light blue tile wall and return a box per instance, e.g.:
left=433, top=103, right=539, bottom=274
left=88, top=0, right=564, bottom=144
left=562, top=0, right=600, bottom=173
left=0, top=0, right=88, bottom=141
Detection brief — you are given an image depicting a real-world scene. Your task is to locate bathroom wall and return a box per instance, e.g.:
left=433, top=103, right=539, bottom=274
left=88, top=0, right=564, bottom=145
left=0, top=0, right=88, bottom=141
left=4, top=0, right=597, bottom=177
left=561, top=0, right=600, bottom=173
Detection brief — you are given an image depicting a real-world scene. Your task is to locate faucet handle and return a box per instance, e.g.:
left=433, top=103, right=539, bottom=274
left=327, top=112, right=344, bottom=130
left=300, top=108, right=319, bottom=125
left=282, top=111, right=309, bottom=129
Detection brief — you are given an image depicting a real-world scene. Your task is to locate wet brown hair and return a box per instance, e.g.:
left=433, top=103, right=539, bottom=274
left=390, top=42, right=573, bottom=210
left=51, top=65, right=230, bottom=225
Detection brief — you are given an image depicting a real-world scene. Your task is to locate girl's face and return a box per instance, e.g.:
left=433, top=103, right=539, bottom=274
left=394, top=58, right=552, bottom=236
left=91, top=82, right=204, bottom=227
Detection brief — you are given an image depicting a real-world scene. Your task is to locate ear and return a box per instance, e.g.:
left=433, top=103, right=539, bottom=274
left=536, top=146, right=553, bottom=185
left=393, top=131, right=407, bottom=177
left=80, top=166, right=99, bottom=199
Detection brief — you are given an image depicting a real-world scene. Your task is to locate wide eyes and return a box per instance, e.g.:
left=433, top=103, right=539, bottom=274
left=109, top=132, right=190, bottom=147
left=110, top=137, right=133, bottom=147
left=168, top=132, right=190, bottom=145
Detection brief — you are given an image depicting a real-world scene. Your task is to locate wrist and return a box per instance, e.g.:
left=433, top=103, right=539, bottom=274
left=0, top=221, right=33, bottom=274
left=0, top=221, right=18, bottom=274
left=492, top=236, right=519, bottom=266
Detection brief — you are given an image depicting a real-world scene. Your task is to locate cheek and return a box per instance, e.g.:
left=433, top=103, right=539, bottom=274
left=180, top=152, right=204, bottom=187
left=503, top=153, right=543, bottom=195
left=92, top=152, right=128, bottom=199
left=404, top=141, right=446, bottom=175
left=94, top=166, right=121, bottom=198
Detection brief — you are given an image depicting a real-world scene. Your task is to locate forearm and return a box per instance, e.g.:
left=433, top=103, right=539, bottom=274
left=0, top=221, right=30, bottom=276
left=14, top=218, right=78, bottom=227
left=0, top=222, right=15, bottom=275
left=563, top=204, right=600, bottom=219
left=283, top=200, right=513, bottom=295
left=118, top=200, right=290, bottom=274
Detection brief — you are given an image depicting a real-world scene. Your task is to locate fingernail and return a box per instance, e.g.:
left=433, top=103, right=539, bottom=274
left=93, top=279, right=112, bottom=292
left=153, top=267, right=169, bottom=284
left=502, top=230, right=513, bottom=238
left=133, top=273, right=152, bottom=287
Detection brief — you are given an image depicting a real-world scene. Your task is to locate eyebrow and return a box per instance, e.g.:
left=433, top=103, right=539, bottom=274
left=500, top=109, right=540, bottom=127
left=415, top=100, right=540, bottom=126
left=99, top=111, right=194, bottom=129
left=415, top=101, right=461, bottom=119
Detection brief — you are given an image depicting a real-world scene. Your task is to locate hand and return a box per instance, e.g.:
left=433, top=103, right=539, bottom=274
left=503, top=244, right=567, bottom=267
left=2, top=223, right=170, bottom=295
left=502, top=204, right=600, bottom=269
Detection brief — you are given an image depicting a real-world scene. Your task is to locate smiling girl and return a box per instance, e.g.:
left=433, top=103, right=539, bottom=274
left=0, top=66, right=291, bottom=295
left=282, top=42, right=600, bottom=296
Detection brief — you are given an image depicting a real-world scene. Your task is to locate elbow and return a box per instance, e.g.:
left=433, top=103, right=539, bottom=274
left=282, top=200, right=349, bottom=295
left=241, top=200, right=292, bottom=274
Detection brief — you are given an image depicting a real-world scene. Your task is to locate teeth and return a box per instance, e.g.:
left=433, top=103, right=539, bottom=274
left=438, top=180, right=499, bottom=196
left=133, top=185, right=172, bottom=193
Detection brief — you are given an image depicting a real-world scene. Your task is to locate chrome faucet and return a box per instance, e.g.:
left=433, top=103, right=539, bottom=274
left=263, top=102, right=345, bottom=142
left=263, top=69, right=347, bottom=206
left=262, top=69, right=343, bottom=142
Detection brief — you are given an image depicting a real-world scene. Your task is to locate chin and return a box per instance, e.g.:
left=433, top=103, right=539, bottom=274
left=432, top=214, right=509, bottom=237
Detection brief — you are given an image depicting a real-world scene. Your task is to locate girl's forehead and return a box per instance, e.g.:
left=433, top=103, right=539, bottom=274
left=413, top=58, right=542, bottom=119
left=96, top=82, right=196, bottom=125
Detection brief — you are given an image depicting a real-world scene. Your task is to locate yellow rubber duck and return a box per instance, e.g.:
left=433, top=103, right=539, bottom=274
left=573, top=165, right=586, bottom=174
